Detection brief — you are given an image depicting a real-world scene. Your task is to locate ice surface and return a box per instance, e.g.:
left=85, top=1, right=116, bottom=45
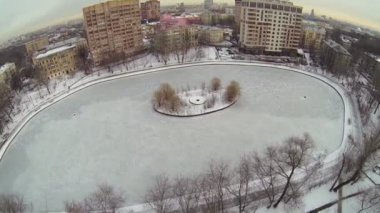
left=0, top=65, right=344, bottom=211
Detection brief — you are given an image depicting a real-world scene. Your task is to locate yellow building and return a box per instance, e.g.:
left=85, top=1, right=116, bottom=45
left=199, top=26, right=224, bottom=44
left=83, top=0, right=143, bottom=65
left=301, top=22, right=326, bottom=51
left=25, top=36, right=49, bottom=57
left=164, top=25, right=199, bottom=49
left=0, top=63, right=16, bottom=84
left=141, top=0, right=160, bottom=22
left=32, top=38, right=86, bottom=79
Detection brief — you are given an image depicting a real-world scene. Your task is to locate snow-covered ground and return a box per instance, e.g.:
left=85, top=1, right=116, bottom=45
left=0, top=64, right=345, bottom=211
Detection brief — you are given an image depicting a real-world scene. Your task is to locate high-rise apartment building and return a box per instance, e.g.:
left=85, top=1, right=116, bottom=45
left=239, top=0, right=303, bottom=54
left=235, top=0, right=242, bottom=24
left=204, top=0, right=213, bottom=10
left=141, top=0, right=160, bottom=22
left=83, top=0, right=143, bottom=65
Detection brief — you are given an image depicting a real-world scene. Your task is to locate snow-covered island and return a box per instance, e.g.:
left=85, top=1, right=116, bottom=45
left=152, top=78, right=241, bottom=117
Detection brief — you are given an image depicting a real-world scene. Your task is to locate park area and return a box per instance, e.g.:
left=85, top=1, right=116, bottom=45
left=0, top=64, right=345, bottom=211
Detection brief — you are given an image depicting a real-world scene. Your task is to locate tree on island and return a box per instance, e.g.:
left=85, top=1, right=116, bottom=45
left=224, top=81, right=241, bottom=102
left=211, top=77, right=222, bottom=91
left=152, top=83, right=183, bottom=113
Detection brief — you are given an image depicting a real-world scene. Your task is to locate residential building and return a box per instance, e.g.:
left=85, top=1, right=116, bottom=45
left=163, top=25, right=199, bottom=50
left=320, top=39, right=352, bottom=74
left=0, top=63, right=16, bottom=84
left=225, top=7, right=235, bottom=16
left=83, top=0, right=143, bottom=65
left=239, top=0, right=303, bottom=54
left=200, top=12, right=221, bottom=25
left=301, top=22, right=326, bottom=52
left=25, top=36, right=49, bottom=57
left=360, top=52, right=380, bottom=77
left=141, top=0, right=160, bottom=22
left=32, top=38, right=86, bottom=79
left=204, top=0, right=213, bottom=10
left=142, top=22, right=161, bottom=39
left=199, top=26, right=224, bottom=44
left=235, top=0, right=242, bottom=24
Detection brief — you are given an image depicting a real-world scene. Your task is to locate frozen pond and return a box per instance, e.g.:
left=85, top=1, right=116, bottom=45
left=0, top=65, right=344, bottom=211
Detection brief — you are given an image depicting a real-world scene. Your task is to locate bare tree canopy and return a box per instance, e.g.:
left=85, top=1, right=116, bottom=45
left=64, top=200, right=85, bottom=213
left=0, top=82, right=14, bottom=134
left=173, top=176, right=201, bottom=213
left=0, top=194, right=31, bottom=213
left=210, top=77, right=222, bottom=91
left=85, top=183, right=125, bottom=213
left=272, top=134, right=314, bottom=208
left=64, top=183, right=125, bottom=213
left=224, top=81, right=241, bottom=102
left=227, top=155, right=256, bottom=213
left=146, top=174, right=173, bottom=213
left=331, top=129, right=380, bottom=192
left=200, top=160, right=231, bottom=213
left=152, top=83, right=183, bottom=112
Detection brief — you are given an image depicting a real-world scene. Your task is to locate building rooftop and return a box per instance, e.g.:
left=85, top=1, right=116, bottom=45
left=34, top=37, right=85, bottom=60
left=303, top=25, right=326, bottom=34
left=0, top=63, right=16, bottom=75
left=45, top=37, right=85, bottom=50
left=324, top=39, right=351, bottom=56
left=242, top=0, right=298, bottom=7
left=35, top=44, right=76, bottom=60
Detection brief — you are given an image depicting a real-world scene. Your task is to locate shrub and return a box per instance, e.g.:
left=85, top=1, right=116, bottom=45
left=153, top=83, right=183, bottom=112
left=225, top=81, right=241, bottom=102
left=210, top=78, right=222, bottom=91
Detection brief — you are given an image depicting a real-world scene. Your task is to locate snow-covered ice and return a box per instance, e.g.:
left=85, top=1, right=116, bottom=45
left=0, top=64, right=344, bottom=211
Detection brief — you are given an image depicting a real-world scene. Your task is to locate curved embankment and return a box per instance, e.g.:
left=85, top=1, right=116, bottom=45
left=0, top=61, right=360, bottom=212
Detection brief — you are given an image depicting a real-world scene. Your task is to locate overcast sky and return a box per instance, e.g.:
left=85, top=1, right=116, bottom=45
left=0, top=0, right=379, bottom=43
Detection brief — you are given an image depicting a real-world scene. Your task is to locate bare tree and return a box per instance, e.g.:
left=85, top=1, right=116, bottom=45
left=357, top=186, right=380, bottom=213
left=210, top=78, right=222, bottom=92
left=64, top=200, right=86, bottom=213
left=224, top=81, right=241, bottom=102
left=331, top=129, right=380, bottom=192
left=173, top=176, right=201, bottom=213
left=152, top=32, right=171, bottom=65
left=180, top=30, right=192, bottom=63
left=77, top=45, right=92, bottom=75
left=272, top=134, right=315, bottom=208
left=200, top=160, right=231, bottom=213
left=84, top=183, right=125, bottom=213
left=146, top=174, right=173, bottom=213
left=152, top=83, right=183, bottom=112
left=168, top=95, right=182, bottom=113
left=0, top=194, right=31, bottom=213
left=33, top=65, right=50, bottom=94
left=227, top=155, right=256, bottom=213
left=0, top=82, right=14, bottom=127
left=252, top=147, right=279, bottom=208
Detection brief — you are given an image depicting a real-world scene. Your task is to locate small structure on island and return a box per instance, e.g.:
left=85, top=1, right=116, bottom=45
left=152, top=78, right=241, bottom=117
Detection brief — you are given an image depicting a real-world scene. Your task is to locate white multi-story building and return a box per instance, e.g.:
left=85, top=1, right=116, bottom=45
left=239, top=0, right=303, bottom=54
